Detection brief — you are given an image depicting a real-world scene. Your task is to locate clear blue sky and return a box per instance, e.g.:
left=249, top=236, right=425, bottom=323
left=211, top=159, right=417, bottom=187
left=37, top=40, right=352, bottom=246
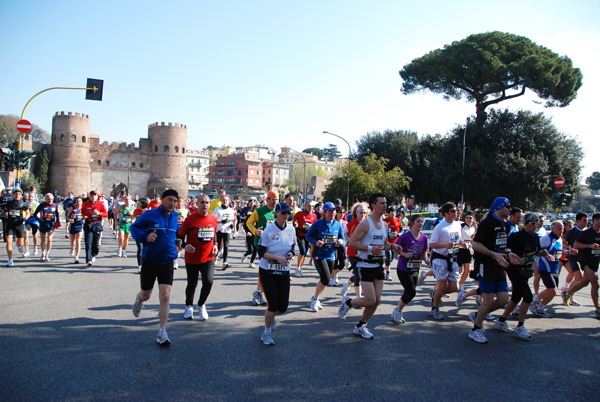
left=1, top=1, right=598, bottom=183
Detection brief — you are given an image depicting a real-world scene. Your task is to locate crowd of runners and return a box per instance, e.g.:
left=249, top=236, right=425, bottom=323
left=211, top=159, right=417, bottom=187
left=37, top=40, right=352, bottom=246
left=2, top=186, right=599, bottom=346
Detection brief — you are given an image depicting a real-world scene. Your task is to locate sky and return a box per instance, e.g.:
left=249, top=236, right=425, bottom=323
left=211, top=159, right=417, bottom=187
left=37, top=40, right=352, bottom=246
left=1, top=1, right=598, bottom=183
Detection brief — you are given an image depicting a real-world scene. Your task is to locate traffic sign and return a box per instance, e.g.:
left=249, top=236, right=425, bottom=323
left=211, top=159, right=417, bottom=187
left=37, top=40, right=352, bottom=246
left=16, top=119, right=32, bottom=134
left=555, top=177, right=565, bottom=188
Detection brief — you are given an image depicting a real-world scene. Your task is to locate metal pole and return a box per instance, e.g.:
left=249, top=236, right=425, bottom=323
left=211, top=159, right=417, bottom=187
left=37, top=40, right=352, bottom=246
left=461, top=117, right=469, bottom=209
left=323, top=131, right=351, bottom=210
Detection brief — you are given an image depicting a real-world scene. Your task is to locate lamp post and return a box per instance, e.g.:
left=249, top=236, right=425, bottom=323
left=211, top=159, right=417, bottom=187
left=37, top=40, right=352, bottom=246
left=323, top=131, right=351, bottom=210
left=461, top=117, right=469, bottom=210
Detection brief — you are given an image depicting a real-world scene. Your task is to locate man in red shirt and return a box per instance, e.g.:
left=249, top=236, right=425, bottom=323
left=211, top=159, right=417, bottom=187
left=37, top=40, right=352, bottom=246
left=293, top=200, right=317, bottom=277
left=177, top=194, right=218, bottom=321
left=81, top=190, right=108, bottom=267
left=383, top=207, right=403, bottom=281
left=148, top=194, right=161, bottom=209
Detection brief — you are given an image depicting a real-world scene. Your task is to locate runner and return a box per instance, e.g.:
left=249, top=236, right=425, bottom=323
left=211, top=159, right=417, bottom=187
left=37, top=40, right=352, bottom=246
left=257, top=201, right=296, bottom=345
left=81, top=190, right=108, bottom=267
left=507, top=207, right=523, bottom=235
left=562, top=213, right=588, bottom=306
left=148, top=194, right=161, bottom=209
left=62, top=192, right=74, bottom=239
left=116, top=196, right=135, bottom=258
left=2, top=188, right=29, bottom=266
left=494, top=212, right=547, bottom=340
left=340, top=202, right=369, bottom=298
left=383, top=207, right=402, bottom=281
left=133, top=198, right=149, bottom=273
left=468, top=197, right=519, bottom=343
left=306, top=201, right=345, bottom=312
left=213, top=194, right=235, bottom=270
left=338, top=193, right=402, bottom=339
left=246, top=190, right=278, bottom=305
left=177, top=194, right=218, bottom=321
left=391, top=214, right=430, bottom=324
left=241, top=200, right=259, bottom=268
left=208, top=189, right=226, bottom=214
left=24, top=191, right=40, bottom=256
left=33, top=193, right=60, bottom=262
left=292, top=199, right=317, bottom=277
left=66, top=197, right=84, bottom=263
left=329, top=206, right=348, bottom=286
left=567, top=212, right=600, bottom=319
left=457, top=211, right=476, bottom=291
left=428, top=202, right=465, bottom=320
left=130, top=189, right=180, bottom=346
left=172, top=197, right=189, bottom=269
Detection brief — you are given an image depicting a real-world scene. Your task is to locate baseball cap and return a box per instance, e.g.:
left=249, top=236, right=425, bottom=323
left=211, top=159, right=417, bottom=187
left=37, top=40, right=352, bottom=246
left=267, top=190, right=279, bottom=199
left=13, top=188, right=22, bottom=194
left=90, top=190, right=97, bottom=195
left=323, top=202, right=336, bottom=211
left=334, top=198, right=342, bottom=205
left=275, top=202, right=292, bottom=213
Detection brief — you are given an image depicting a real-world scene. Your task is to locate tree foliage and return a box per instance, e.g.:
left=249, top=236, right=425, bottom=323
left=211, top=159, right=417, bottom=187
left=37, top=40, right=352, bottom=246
left=585, top=172, right=600, bottom=191
left=324, top=154, right=409, bottom=206
left=400, top=31, right=583, bottom=124
left=322, top=144, right=342, bottom=161
left=0, top=114, right=51, bottom=145
left=302, top=147, right=324, bottom=159
left=285, top=165, right=327, bottom=197
left=33, top=146, right=50, bottom=192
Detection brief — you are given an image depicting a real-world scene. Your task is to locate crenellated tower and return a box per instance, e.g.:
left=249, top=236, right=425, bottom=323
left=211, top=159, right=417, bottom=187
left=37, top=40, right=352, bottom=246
left=48, top=111, right=91, bottom=195
left=146, top=122, right=188, bottom=199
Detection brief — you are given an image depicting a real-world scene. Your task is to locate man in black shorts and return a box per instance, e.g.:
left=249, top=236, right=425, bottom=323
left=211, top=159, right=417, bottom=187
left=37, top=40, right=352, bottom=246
left=3, top=188, right=29, bottom=267
left=569, top=213, right=600, bottom=319
left=562, top=212, right=588, bottom=306
left=130, top=189, right=180, bottom=346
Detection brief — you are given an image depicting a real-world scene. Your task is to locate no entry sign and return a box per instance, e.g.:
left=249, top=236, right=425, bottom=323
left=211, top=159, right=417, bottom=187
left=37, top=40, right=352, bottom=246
left=555, top=177, right=565, bottom=188
left=16, top=119, right=32, bottom=134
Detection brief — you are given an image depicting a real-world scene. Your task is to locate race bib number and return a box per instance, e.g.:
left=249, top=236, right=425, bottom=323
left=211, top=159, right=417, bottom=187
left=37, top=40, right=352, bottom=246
left=496, top=233, right=507, bottom=247
left=389, top=231, right=398, bottom=239
left=43, top=213, right=54, bottom=220
left=74, top=213, right=83, bottom=222
left=90, top=214, right=100, bottom=221
left=523, top=252, right=536, bottom=268
left=407, top=259, right=422, bottom=270
left=591, top=249, right=600, bottom=256
left=265, top=219, right=275, bottom=227
left=448, top=244, right=459, bottom=255
left=9, top=210, right=19, bottom=217
left=323, top=235, right=336, bottom=246
left=268, top=260, right=287, bottom=271
left=303, top=222, right=312, bottom=230
left=122, top=217, right=132, bottom=223
left=198, top=227, right=215, bottom=242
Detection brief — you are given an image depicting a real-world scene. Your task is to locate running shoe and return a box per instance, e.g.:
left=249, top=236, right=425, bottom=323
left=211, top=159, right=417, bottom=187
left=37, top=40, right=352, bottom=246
left=294, top=269, right=303, bottom=277
left=309, top=296, right=319, bottom=312
left=418, top=271, right=427, bottom=285
left=173, top=260, right=179, bottom=270
left=328, top=278, right=337, bottom=287
left=485, top=313, right=495, bottom=321
left=222, top=262, right=230, bottom=270
left=198, top=304, right=208, bottom=321
left=252, top=290, right=261, bottom=306
left=513, top=325, right=531, bottom=340
left=70, top=249, right=75, bottom=256
left=241, top=255, right=247, bottom=264
left=40, top=253, right=45, bottom=262
left=339, top=296, right=352, bottom=319
left=529, top=300, right=540, bottom=315
left=334, top=274, right=339, bottom=285
left=455, top=291, right=467, bottom=308
left=535, top=305, right=552, bottom=318
left=353, top=324, right=374, bottom=339
left=33, top=247, right=38, bottom=256
left=74, top=257, right=79, bottom=264
left=391, top=307, right=405, bottom=324
left=429, top=309, right=444, bottom=320
left=494, top=318, right=513, bottom=333
left=569, top=297, right=581, bottom=306
left=136, top=266, right=141, bottom=274
left=261, top=332, right=274, bottom=346
left=468, top=311, right=477, bottom=325
left=595, top=310, right=600, bottom=320
left=259, top=292, right=267, bottom=305
left=385, top=272, right=392, bottom=281
left=156, top=329, right=171, bottom=346
left=561, top=291, right=569, bottom=306
left=511, top=305, right=520, bottom=317
left=18, top=245, right=24, bottom=253
left=468, top=328, right=488, bottom=344
left=340, top=281, right=350, bottom=297
left=23, top=250, right=30, bottom=257
left=475, top=295, right=482, bottom=305
left=249, top=263, right=256, bottom=269
left=65, top=234, right=69, bottom=239
left=122, top=250, right=127, bottom=258
left=132, top=297, right=143, bottom=317
left=92, top=257, right=96, bottom=263
left=6, top=259, right=14, bottom=267
left=184, top=305, right=193, bottom=319
left=44, top=254, right=50, bottom=261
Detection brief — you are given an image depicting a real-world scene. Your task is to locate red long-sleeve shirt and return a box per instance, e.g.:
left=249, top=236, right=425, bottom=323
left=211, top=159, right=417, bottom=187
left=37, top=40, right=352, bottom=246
left=82, top=200, right=108, bottom=222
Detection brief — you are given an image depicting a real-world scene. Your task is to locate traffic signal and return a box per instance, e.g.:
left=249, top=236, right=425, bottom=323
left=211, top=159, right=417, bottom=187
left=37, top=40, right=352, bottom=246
left=17, top=150, right=36, bottom=169
left=553, top=193, right=561, bottom=208
left=1, top=147, right=16, bottom=171
left=560, top=193, right=572, bottom=207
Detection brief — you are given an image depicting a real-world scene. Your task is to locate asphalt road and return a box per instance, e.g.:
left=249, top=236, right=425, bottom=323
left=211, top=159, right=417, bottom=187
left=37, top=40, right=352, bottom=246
left=1, top=227, right=599, bottom=401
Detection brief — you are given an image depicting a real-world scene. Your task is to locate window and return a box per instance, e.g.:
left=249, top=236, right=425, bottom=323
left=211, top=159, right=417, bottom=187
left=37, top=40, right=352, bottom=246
left=60, top=134, right=65, bottom=141
left=182, top=147, right=185, bottom=154
left=275, top=170, right=278, bottom=174
left=131, top=162, right=136, bottom=168
left=140, top=163, right=144, bottom=168
left=164, top=145, right=169, bottom=152
left=105, top=160, right=110, bottom=166
left=227, top=170, right=233, bottom=176
left=155, top=145, right=158, bottom=152
left=238, top=170, right=241, bottom=175
left=97, top=160, right=101, bottom=165
left=70, top=134, right=76, bottom=142
left=174, top=146, right=179, bottom=153
left=82, top=136, right=86, bottom=143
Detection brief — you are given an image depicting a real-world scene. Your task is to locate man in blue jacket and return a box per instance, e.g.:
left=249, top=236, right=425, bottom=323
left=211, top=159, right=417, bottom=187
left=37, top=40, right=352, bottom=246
left=130, top=189, right=180, bottom=346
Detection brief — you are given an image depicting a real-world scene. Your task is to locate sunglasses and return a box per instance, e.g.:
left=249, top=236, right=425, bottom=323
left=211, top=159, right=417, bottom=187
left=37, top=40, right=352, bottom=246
left=449, top=209, right=457, bottom=213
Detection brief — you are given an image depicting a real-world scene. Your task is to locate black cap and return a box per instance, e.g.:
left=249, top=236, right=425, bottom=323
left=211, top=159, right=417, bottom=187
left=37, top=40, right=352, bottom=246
left=275, top=202, right=292, bottom=213
left=162, top=189, right=179, bottom=199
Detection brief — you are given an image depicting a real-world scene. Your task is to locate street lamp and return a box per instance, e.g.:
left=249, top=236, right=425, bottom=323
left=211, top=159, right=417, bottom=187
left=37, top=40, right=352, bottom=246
left=323, top=131, right=351, bottom=210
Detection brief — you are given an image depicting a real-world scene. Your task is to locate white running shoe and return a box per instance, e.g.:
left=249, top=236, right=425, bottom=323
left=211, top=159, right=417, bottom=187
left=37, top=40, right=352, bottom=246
left=74, top=257, right=79, bottom=264
left=468, top=328, right=488, bottom=344
left=122, top=250, right=127, bottom=258
left=511, top=305, right=520, bottom=317
left=136, top=266, right=141, bottom=274
left=40, top=252, right=46, bottom=262
left=222, top=262, right=230, bottom=270
left=353, top=324, right=374, bottom=339
left=248, top=262, right=256, bottom=269
left=252, top=290, right=262, bottom=306
left=132, top=297, right=143, bottom=317
left=198, top=304, right=208, bottom=321
left=241, top=255, right=247, bottom=264
left=294, top=269, right=303, bottom=277
left=513, top=325, right=531, bottom=340
left=22, top=250, right=30, bottom=257
left=156, top=329, right=171, bottom=346
left=339, top=296, right=352, bottom=319
left=391, top=307, right=405, bottom=324
left=33, top=247, right=38, bottom=256
left=494, top=318, right=513, bottom=333
left=309, top=296, right=319, bottom=312
left=70, top=249, right=75, bottom=256
left=328, top=278, right=337, bottom=287
left=92, top=257, right=96, bottom=263
left=117, top=248, right=122, bottom=257
left=184, top=305, right=194, bottom=319
left=259, top=292, right=267, bottom=305
left=261, top=332, right=274, bottom=346
left=18, top=245, right=24, bottom=253
left=418, top=271, right=427, bottom=285
left=455, top=291, right=467, bottom=308
left=173, top=260, right=179, bottom=270
left=6, top=259, right=14, bottom=267
left=340, top=281, right=350, bottom=297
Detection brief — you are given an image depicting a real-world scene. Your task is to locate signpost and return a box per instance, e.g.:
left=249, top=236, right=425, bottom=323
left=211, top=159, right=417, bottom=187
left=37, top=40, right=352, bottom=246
left=16, top=119, right=32, bottom=134
left=555, top=177, right=565, bottom=188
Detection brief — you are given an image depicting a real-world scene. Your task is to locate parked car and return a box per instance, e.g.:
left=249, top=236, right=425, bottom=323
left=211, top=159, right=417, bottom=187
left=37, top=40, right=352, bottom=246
left=422, top=217, right=438, bottom=238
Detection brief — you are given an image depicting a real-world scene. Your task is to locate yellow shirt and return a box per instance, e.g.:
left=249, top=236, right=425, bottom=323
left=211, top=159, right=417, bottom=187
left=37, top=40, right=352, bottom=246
left=208, top=198, right=222, bottom=215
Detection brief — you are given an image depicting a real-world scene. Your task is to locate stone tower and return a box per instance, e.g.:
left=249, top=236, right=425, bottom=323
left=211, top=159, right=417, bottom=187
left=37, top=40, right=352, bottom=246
left=48, top=112, right=91, bottom=195
left=146, top=122, right=188, bottom=199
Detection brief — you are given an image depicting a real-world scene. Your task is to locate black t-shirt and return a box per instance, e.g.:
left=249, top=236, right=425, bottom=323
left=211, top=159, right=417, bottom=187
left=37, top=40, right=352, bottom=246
left=564, top=226, right=582, bottom=247
left=506, top=229, right=541, bottom=273
left=473, top=213, right=510, bottom=280
left=4, top=199, right=28, bottom=223
left=575, top=227, right=600, bottom=268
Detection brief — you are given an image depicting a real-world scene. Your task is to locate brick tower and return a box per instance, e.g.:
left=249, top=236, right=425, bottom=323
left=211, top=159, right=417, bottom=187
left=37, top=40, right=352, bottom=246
left=146, top=122, right=188, bottom=199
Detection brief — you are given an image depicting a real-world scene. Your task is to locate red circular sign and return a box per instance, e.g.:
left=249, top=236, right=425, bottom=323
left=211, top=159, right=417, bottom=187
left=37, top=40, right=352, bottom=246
left=555, top=177, right=565, bottom=188
left=16, top=119, right=32, bottom=134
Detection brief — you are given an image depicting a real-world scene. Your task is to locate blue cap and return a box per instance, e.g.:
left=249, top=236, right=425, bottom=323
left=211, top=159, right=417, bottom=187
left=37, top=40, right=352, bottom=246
left=491, top=197, right=511, bottom=211
left=275, top=202, right=292, bottom=213
left=323, top=202, right=336, bottom=211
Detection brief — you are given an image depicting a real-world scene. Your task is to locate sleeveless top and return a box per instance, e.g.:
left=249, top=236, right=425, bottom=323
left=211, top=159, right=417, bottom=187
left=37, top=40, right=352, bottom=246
left=356, top=216, right=388, bottom=268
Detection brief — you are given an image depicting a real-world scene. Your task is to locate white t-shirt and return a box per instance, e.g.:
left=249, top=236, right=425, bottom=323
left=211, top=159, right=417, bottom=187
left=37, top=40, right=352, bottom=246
left=213, top=205, right=236, bottom=234
left=430, top=219, right=462, bottom=258
left=258, top=222, right=296, bottom=272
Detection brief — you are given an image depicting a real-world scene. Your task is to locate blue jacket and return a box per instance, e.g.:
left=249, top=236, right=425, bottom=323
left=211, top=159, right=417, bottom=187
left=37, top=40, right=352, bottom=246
left=130, top=205, right=179, bottom=264
left=306, top=219, right=345, bottom=261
